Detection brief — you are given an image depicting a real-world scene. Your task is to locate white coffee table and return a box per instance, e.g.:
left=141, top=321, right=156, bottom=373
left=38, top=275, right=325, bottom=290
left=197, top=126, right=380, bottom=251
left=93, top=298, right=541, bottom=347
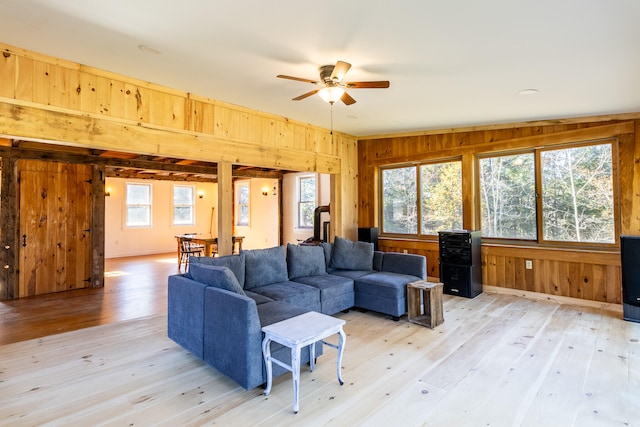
left=261, top=311, right=346, bottom=414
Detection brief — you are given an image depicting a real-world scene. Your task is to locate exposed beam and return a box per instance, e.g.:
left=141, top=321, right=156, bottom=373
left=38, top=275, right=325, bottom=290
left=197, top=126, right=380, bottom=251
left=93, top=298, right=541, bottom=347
left=0, top=143, right=218, bottom=175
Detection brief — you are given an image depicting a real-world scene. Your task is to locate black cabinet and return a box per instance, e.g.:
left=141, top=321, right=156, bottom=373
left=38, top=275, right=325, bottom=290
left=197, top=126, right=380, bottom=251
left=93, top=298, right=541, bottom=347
left=358, top=227, right=379, bottom=251
left=439, top=230, right=482, bottom=298
left=620, top=235, right=640, bottom=323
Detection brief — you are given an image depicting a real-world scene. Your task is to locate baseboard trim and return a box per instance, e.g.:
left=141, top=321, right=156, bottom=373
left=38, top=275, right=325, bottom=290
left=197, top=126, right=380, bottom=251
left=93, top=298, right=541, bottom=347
left=482, top=285, right=623, bottom=315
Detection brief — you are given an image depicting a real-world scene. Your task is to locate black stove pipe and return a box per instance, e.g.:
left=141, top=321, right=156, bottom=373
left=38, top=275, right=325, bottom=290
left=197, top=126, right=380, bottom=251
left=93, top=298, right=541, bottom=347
left=314, top=205, right=330, bottom=242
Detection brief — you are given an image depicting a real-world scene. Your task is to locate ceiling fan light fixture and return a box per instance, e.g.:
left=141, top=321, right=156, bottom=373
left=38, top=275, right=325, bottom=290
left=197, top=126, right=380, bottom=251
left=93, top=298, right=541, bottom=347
left=318, top=87, right=345, bottom=104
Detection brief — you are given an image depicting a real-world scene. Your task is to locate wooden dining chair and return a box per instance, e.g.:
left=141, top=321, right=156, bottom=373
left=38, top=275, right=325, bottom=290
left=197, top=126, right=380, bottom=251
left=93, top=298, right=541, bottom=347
left=179, top=237, right=204, bottom=270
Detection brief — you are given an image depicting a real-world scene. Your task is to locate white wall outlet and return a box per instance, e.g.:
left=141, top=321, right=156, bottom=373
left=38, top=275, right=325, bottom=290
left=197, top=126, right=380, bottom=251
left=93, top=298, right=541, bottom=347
left=525, top=260, right=533, bottom=270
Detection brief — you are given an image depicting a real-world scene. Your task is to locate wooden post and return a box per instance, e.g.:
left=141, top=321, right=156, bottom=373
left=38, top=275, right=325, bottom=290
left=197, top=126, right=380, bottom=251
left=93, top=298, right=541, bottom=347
left=0, top=155, right=19, bottom=300
left=217, top=161, right=233, bottom=256
left=91, top=165, right=105, bottom=288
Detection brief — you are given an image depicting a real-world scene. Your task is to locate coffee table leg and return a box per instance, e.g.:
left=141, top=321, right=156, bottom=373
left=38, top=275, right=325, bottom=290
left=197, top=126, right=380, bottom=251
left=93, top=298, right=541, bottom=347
left=262, top=337, right=273, bottom=396
left=292, top=346, right=301, bottom=414
left=337, top=328, right=346, bottom=385
left=309, top=342, right=316, bottom=372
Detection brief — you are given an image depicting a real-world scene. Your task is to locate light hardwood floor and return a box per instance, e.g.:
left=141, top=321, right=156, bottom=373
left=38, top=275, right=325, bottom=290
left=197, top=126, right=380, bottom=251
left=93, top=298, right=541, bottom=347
left=0, top=255, right=639, bottom=426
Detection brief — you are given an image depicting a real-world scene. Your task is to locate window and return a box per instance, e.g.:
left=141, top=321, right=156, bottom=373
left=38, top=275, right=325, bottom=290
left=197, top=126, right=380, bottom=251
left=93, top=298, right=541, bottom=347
left=420, top=161, right=463, bottom=235
left=381, top=160, right=462, bottom=236
left=173, top=185, right=195, bottom=225
left=298, top=175, right=316, bottom=228
left=479, top=141, right=615, bottom=244
left=382, top=167, right=417, bottom=234
left=540, top=143, right=614, bottom=243
left=236, top=181, right=250, bottom=226
left=479, top=153, right=536, bottom=239
left=126, top=183, right=152, bottom=227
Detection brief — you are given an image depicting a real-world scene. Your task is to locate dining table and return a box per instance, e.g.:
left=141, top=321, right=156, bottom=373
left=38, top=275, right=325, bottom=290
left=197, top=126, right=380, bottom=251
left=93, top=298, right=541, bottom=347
left=175, top=235, right=244, bottom=265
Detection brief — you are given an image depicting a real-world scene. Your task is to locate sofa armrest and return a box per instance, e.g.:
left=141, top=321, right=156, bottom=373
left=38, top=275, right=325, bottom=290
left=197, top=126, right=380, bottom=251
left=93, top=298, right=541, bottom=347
left=381, top=252, right=427, bottom=280
left=168, top=274, right=207, bottom=358
left=202, top=286, right=264, bottom=390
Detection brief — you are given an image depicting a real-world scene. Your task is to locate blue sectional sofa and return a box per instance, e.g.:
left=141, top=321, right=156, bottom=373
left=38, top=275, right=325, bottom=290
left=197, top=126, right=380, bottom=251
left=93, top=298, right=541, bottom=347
left=167, top=236, right=426, bottom=390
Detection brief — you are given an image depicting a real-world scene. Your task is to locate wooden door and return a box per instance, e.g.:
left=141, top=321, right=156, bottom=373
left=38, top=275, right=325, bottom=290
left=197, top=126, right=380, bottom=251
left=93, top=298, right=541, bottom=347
left=18, top=160, right=93, bottom=297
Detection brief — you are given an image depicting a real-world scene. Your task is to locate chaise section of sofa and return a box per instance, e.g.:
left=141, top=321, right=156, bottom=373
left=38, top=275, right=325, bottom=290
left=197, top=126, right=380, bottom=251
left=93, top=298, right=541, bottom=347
left=354, top=252, right=426, bottom=319
left=322, top=237, right=427, bottom=319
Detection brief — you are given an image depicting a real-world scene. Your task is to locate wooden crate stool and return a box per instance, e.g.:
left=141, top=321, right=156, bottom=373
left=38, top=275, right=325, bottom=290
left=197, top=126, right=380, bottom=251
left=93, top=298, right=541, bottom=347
left=407, top=281, right=444, bottom=328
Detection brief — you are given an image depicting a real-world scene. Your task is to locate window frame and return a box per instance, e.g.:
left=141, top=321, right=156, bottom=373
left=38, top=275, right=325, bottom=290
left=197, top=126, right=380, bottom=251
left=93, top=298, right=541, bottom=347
left=297, top=175, right=317, bottom=229
left=125, top=182, right=152, bottom=228
left=379, top=158, right=463, bottom=238
left=476, top=138, right=619, bottom=249
left=172, top=184, right=196, bottom=226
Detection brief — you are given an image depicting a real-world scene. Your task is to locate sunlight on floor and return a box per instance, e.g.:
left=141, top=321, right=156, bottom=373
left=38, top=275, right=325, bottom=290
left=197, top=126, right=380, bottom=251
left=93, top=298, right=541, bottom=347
left=104, top=271, right=132, bottom=278
left=157, top=257, right=179, bottom=264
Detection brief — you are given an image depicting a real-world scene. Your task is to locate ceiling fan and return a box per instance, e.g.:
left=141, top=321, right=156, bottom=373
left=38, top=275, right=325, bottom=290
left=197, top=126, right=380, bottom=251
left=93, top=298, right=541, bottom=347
left=277, top=60, right=390, bottom=105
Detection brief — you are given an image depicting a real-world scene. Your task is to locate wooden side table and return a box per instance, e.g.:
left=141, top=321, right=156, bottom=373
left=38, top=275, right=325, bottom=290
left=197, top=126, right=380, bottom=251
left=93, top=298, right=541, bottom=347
left=407, top=281, right=444, bottom=328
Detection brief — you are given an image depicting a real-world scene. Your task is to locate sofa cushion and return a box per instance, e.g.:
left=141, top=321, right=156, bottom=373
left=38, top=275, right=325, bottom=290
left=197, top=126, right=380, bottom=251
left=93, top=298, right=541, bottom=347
left=381, top=252, right=427, bottom=279
left=188, top=263, right=246, bottom=296
left=190, top=253, right=246, bottom=287
left=330, top=269, right=374, bottom=280
left=320, top=242, right=333, bottom=270
left=256, top=300, right=311, bottom=327
left=250, top=281, right=321, bottom=312
left=293, top=274, right=354, bottom=301
left=244, top=290, right=276, bottom=305
left=287, top=244, right=327, bottom=279
left=330, top=236, right=374, bottom=271
left=242, top=246, right=288, bottom=289
left=373, top=251, right=384, bottom=271
left=355, top=271, right=421, bottom=299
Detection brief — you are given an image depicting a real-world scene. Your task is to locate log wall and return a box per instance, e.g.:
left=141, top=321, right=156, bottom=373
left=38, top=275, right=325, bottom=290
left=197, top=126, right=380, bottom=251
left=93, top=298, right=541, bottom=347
left=359, top=117, right=640, bottom=304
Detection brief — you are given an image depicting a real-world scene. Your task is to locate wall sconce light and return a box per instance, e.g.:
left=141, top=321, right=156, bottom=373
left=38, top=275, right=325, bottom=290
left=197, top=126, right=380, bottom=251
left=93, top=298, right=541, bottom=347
left=105, top=188, right=112, bottom=197
left=262, top=186, right=270, bottom=196
left=198, top=190, right=204, bottom=199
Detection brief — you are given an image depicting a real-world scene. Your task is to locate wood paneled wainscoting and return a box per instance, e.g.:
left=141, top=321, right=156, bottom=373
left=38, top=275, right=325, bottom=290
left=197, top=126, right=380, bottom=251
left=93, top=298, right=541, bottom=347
left=482, top=245, right=620, bottom=304
left=379, top=238, right=621, bottom=305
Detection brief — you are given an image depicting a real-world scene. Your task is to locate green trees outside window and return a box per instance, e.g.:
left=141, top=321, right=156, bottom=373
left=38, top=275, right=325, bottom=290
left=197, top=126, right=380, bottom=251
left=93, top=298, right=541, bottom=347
left=380, top=139, right=615, bottom=246
left=382, top=161, right=462, bottom=236
left=479, top=141, right=614, bottom=244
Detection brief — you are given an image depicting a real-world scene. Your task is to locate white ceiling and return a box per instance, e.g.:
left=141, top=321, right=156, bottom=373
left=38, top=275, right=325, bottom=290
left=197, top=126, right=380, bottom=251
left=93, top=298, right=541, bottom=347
left=2, top=0, right=639, bottom=137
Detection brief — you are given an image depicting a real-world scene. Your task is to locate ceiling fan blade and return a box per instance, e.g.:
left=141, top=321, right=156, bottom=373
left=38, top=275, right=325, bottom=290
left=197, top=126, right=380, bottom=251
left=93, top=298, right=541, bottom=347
left=277, top=74, right=321, bottom=85
left=292, top=89, right=320, bottom=101
left=341, top=91, right=356, bottom=105
left=345, top=81, right=390, bottom=89
left=331, top=61, right=352, bottom=82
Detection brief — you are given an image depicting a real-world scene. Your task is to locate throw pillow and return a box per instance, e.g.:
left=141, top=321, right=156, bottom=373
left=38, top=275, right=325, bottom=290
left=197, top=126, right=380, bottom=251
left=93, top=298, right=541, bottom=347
left=329, top=236, right=374, bottom=271
left=188, top=263, right=246, bottom=296
left=242, top=246, right=288, bottom=289
left=286, top=244, right=327, bottom=279
left=320, top=242, right=333, bottom=270
left=189, top=253, right=246, bottom=287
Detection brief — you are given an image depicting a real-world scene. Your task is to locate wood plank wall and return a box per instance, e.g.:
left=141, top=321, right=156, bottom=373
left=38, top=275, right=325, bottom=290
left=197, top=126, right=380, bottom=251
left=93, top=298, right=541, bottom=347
left=0, top=43, right=358, bottom=233
left=358, top=117, right=640, bottom=304
left=0, top=42, right=359, bottom=299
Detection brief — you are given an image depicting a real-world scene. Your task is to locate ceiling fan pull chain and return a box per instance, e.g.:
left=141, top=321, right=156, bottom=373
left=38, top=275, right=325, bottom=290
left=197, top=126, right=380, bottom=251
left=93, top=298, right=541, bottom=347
left=330, top=102, right=334, bottom=137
